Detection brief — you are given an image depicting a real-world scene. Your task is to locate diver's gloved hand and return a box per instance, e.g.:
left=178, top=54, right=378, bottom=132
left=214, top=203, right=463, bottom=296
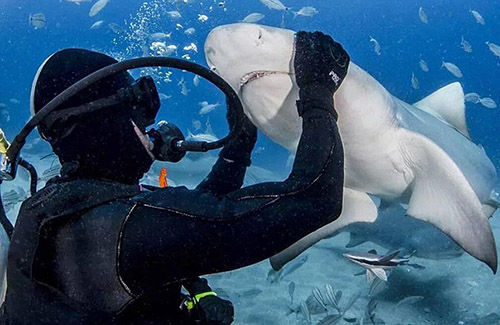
left=184, top=277, right=234, bottom=325
left=220, top=99, right=257, bottom=166
left=294, top=31, right=350, bottom=117
left=196, top=294, right=234, bottom=325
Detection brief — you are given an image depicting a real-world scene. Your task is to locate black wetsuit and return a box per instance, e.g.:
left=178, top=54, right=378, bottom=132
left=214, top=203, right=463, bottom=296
left=4, top=96, right=344, bottom=323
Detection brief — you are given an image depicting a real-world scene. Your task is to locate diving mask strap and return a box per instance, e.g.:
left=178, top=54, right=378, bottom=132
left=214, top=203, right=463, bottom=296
left=42, top=95, right=123, bottom=133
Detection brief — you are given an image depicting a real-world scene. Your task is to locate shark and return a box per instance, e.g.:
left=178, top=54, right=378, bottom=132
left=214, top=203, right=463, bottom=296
left=204, top=23, right=500, bottom=272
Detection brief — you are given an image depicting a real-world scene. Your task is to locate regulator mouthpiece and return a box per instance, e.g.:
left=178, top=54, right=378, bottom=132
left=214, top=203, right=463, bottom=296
left=148, top=121, right=186, bottom=163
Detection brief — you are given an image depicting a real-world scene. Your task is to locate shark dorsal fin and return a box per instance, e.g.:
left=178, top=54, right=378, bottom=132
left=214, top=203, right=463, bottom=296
left=379, top=250, right=400, bottom=263
left=413, top=82, right=470, bottom=139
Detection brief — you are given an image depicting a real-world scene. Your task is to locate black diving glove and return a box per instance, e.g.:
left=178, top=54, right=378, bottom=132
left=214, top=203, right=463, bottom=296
left=182, top=278, right=234, bottom=325
left=294, top=31, right=350, bottom=117
left=195, top=294, right=234, bottom=325
left=219, top=99, right=257, bottom=167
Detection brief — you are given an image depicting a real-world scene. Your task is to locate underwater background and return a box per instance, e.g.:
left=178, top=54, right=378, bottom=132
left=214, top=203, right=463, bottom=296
left=1, top=0, right=500, bottom=324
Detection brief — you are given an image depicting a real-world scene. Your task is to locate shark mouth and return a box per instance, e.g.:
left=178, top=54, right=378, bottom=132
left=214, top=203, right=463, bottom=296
left=239, top=70, right=291, bottom=93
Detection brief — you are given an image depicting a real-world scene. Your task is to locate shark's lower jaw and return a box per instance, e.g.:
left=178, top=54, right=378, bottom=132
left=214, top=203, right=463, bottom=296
left=239, top=70, right=290, bottom=92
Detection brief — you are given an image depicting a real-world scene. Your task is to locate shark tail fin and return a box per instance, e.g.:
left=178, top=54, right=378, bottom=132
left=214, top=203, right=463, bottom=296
left=413, top=82, right=469, bottom=138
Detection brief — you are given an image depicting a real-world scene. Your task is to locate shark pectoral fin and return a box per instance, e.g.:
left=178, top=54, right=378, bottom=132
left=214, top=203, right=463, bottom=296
left=346, top=233, right=368, bottom=248
left=413, top=82, right=470, bottom=139
left=269, top=188, right=378, bottom=270
left=401, top=130, right=498, bottom=272
left=366, top=269, right=375, bottom=283
left=369, top=267, right=388, bottom=281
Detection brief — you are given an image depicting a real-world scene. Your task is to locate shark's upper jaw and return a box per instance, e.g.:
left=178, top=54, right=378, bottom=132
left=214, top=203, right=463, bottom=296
left=205, top=23, right=295, bottom=91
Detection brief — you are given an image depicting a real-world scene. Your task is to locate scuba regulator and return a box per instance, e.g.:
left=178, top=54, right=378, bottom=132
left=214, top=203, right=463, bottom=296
left=0, top=57, right=246, bottom=239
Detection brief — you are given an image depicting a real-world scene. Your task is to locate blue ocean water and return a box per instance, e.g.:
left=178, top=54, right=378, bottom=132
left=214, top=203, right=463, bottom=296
left=0, top=0, right=499, bottom=171
left=0, top=1, right=500, bottom=324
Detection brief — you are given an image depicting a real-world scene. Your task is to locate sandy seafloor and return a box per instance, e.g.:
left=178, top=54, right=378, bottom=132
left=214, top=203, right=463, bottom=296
left=1, top=152, right=500, bottom=325
left=205, top=211, right=500, bottom=325
left=202, top=210, right=500, bottom=325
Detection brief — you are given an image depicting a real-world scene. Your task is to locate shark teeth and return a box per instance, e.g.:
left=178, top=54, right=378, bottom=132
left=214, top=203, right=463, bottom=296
left=239, top=70, right=289, bottom=90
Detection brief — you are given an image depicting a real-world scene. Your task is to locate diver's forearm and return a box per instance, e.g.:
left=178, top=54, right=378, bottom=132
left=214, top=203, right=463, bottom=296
left=195, top=155, right=248, bottom=196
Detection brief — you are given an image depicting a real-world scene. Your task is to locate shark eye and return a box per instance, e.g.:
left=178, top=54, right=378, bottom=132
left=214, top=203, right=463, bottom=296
left=258, top=29, right=263, bottom=40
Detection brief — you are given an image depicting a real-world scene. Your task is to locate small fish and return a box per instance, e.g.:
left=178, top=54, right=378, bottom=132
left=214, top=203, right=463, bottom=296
left=238, top=288, right=262, bottom=298
left=184, top=27, right=196, bottom=35
left=166, top=11, right=182, bottom=19
left=29, top=13, right=46, bottom=29
left=324, top=284, right=340, bottom=310
left=317, top=315, right=343, bottom=325
left=394, top=296, right=424, bottom=310
left=242, top=13, right=265, bottom=23
left=0, top=110, right=10, bottom=122
left=198, top=101, right=220, bottom=115
left=300, top=301, right=311, bottom=323
left=187, top=130, right=218, bottom=143
left=461, top=36, right=472, bottom=53
left=280, top=254, right=308, bottom=280
left=486, top=41, right=500, bottom=58
left=178, top=78, right=189, bottom=96
left=107, top=23, right=123, bottom=34
left=89, top=0, right=109, bottom=17
left=2, top=188, right=26, bottom=206
left=183, top=43, right=198, bottom=53
left=344, top=250, right=408, bottom=282
left=193, top=75, right=200, bottom=87
left=9, top=98, right=19, bottom=104
left=149, top=32, right=171, bottom=40
left=442, top=61, right=463, bottom=78
left=198, top=14, right=208, bottom=22
left=479, top=97, right=497, bottom=109
left=418, top=7, right=428, bottom=24
left=158, top=93, right=171, bottom=101
left=192, top=120, right=202, bottom=131
left=419, top=59, right=429, bottom=72
left=181, top=54, right=191, bottom=60
left=159, top=168, right=168, bottom=188
left=312, top=287, right=327, bottom=310
left=411, top=72, right=419, bottom=90
left=66, top=0, right=92, bottom=4
left=90, top=20, right=105, bottom=29
left=176, top=23, right=184, bottom=30
left=470, top=9, right=485, bottom=25
left=293, top=6, right=318, bottom=18
left=259, top=0, right=289, bottom=11
left=288, top=282, right=295, bottom=303
left=370, top=36, right=381, bottom=56
left=465, top=92, right=481, bottom=104
left=40, top=164, right=62, bottom=181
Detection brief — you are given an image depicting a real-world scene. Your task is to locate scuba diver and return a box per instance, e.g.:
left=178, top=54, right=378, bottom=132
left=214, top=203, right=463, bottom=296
left=2, top=31, right=349, bottom=324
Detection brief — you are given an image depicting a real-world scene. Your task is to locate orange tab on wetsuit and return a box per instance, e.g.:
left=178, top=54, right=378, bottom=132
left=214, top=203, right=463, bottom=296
left=159, top=167, right=168, bottom=188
